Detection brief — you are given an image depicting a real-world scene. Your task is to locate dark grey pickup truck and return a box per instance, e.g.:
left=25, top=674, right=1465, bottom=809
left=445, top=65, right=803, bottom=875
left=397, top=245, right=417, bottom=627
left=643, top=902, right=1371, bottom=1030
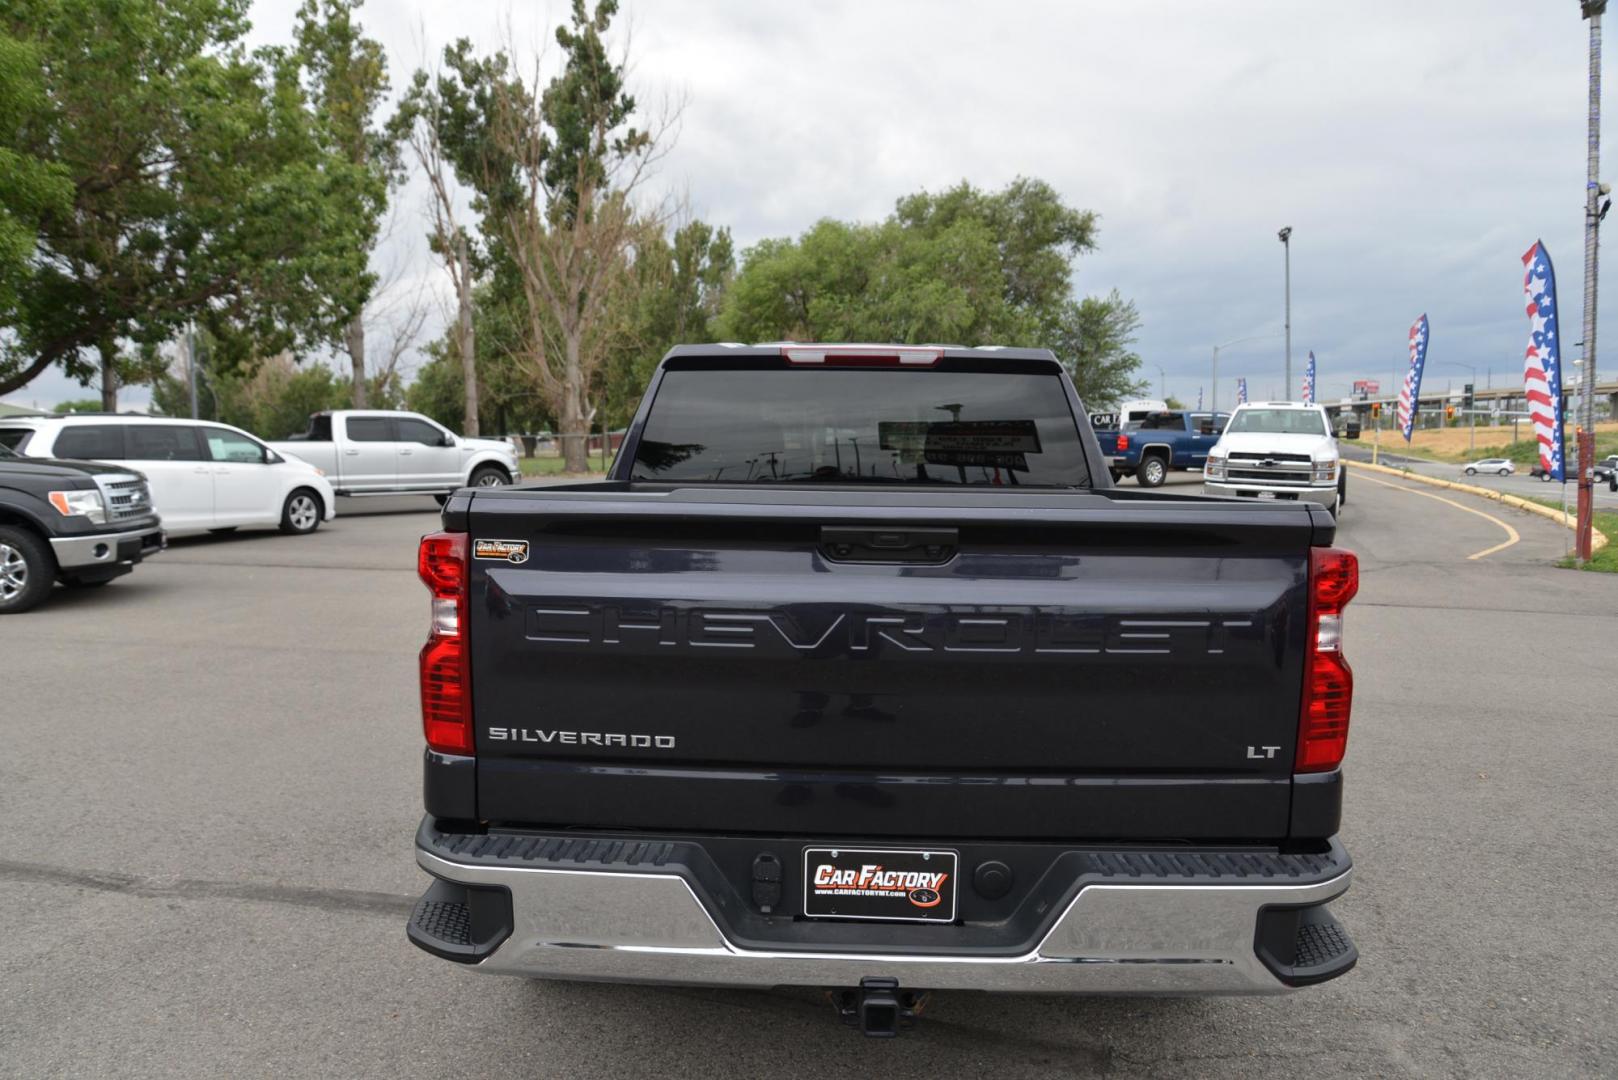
left=406, top=344, right=1359, bottom=1034
left=0, top=443, right=164, bottom=613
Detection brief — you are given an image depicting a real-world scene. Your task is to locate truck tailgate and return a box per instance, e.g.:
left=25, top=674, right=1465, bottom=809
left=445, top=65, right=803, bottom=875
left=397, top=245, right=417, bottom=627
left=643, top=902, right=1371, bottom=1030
left=461, top=486, right=1326, bottom=840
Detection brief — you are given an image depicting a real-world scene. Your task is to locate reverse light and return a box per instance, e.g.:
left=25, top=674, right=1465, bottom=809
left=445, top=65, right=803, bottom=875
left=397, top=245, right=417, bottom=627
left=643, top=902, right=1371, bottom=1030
left=1297, top=547, right=1359, bottom=773
left=418, top=531, right=472, bottom=755
left=47, top=489, right=108, bottom=524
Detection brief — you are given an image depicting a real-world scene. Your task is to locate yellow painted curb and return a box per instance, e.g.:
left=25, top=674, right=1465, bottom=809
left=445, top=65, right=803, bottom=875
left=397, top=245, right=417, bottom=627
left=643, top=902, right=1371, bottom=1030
left=1344, top=459, right=1609, bottom=552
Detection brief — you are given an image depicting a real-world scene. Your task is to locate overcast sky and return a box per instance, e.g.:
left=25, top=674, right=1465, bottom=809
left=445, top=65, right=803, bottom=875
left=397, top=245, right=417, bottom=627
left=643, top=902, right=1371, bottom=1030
left=8, top=0, right=1613, bottom=412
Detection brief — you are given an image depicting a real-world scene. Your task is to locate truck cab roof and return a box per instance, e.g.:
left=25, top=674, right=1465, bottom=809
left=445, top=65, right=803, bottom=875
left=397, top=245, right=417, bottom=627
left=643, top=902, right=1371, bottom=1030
left=661, top=343, right=1062, bottom=365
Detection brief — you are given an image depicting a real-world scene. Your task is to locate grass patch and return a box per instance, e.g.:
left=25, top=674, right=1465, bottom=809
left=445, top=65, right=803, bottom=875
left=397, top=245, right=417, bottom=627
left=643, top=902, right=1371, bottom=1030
left=518, top=453, right=608, bottom=480
left=1378, top=419, right=1618, bottom=465
left=1522, top=495, right=1618, bottom=573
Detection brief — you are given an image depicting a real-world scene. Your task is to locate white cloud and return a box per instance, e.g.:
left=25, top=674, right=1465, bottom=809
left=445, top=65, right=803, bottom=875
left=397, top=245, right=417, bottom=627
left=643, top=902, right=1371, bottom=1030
left=8, top=0, right=1611, bottom=412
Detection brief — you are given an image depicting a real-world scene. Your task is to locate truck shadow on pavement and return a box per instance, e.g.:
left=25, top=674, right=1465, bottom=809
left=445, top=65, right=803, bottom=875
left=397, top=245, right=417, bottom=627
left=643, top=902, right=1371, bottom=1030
left=514, top=977, right=1207, bottom=1071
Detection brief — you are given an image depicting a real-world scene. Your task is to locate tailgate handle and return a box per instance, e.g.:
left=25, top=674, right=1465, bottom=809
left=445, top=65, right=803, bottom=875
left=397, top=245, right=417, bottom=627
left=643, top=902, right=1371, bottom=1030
left=820, top=526, right=957, bottom=563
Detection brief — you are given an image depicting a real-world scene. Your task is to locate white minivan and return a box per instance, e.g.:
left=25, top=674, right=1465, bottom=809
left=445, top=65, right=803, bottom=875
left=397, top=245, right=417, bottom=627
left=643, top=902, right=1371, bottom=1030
left=0, top=415, right=337, bottom=536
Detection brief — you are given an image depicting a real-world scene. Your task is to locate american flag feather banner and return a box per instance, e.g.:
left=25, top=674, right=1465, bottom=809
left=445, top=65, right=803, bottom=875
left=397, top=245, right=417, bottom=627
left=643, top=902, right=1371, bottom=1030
left=1397, top=315, right=1430, bottom=442
left=1301, top=351, right=1316, bottom=404
left=1521, top=241, right=1565, bottom=482
left=1236, top=377, right=1248, bottom=404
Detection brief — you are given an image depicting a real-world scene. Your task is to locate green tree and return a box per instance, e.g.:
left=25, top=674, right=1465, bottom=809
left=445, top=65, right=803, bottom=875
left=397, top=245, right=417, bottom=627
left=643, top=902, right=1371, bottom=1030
left=407, top=279, right=553, bottom=438
left=415, top=1, right=671, bottom=472
left=0, top=34, right=71, bottom=337
left=593, top=219, right=734, bottom=431
left=0, top=0, right=376, bottom=408
left=392, top=58, right=490, bottom=435
left=293, top=0, right=398, bottom=408
left=1042, top=290, right=1145, bottom=407
left=52, top=398, right=105, bottom=414
left=719, top=178, right=1144, bottom=406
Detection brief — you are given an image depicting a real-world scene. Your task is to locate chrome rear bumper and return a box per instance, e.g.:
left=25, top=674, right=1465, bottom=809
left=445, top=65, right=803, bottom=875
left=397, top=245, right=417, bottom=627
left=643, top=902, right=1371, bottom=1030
left=415, top=845, right=1352, bottom=994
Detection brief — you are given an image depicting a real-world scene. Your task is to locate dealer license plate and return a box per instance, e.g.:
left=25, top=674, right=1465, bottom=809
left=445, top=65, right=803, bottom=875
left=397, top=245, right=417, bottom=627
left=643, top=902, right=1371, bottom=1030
left=802, top=847, right=958, bottom=923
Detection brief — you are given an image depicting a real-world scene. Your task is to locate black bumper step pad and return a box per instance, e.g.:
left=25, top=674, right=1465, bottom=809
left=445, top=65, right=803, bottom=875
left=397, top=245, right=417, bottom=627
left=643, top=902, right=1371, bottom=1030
left=406, top=878, right=513, bottom=964
left=1256, top=903, right=1358, bottom=986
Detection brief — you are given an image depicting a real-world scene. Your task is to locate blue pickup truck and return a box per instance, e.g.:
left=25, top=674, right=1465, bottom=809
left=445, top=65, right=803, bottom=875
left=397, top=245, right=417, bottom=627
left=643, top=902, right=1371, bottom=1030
left=1095, top=409, right=1230, bottom=486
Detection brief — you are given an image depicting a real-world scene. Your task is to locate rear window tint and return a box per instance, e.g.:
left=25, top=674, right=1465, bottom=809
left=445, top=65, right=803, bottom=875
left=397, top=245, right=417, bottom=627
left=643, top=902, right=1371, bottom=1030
left=128, top=425, right=204, bottom=461
left=345, top=417, right=393, bottom=442
left=0, top=427, right=33, bottom=452
left=53, top=424, right=125, bottom=460
left=632, top=368, right=1090, bottom=487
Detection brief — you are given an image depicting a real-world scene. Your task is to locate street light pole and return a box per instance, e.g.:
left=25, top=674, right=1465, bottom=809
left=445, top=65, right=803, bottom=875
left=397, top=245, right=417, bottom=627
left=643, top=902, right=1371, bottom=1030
left=1578, top=1, right=1606, bottom=562
left=1278, top=226, right=1293, bottom=398
left=1155, top=364, right=1167, bottom=401
left=1211, top=332, right=1283, bottom=413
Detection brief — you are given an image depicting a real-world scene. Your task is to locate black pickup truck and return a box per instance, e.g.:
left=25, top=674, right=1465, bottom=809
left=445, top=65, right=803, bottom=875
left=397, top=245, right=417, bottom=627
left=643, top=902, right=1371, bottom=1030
left=406, top=344, right=1359, bottom=1034
left=0, top=443, right=164, bottom=613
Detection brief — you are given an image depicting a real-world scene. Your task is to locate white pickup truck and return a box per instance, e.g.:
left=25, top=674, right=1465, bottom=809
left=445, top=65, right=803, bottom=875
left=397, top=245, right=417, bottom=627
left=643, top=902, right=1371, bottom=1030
left=1202, top=401, right=1345, bottom=517
left=269, top=410, right=520, bottom=498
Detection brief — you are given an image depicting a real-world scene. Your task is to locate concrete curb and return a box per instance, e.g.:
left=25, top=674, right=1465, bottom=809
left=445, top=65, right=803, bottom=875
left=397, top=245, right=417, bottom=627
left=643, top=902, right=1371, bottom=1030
left=1343, top=459, right=1609, bottom=553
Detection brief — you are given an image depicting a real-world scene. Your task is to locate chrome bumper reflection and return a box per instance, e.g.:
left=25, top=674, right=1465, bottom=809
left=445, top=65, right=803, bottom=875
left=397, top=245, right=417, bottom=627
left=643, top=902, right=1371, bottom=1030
left=1203, top=481, right=1338, bottom=506
left=417, top=849, right=1350, bottom=994
left=48, top=526, right=165, bottom=568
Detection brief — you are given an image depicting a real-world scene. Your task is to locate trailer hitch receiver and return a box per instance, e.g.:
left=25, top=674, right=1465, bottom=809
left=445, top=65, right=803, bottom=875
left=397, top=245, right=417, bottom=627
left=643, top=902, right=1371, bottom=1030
left=832, top=977, right=929, bottom=1037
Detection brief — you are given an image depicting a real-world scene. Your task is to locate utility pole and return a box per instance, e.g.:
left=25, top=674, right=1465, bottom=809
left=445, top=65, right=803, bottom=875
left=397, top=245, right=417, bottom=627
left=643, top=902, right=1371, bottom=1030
left=186, top=322, right=199, bottom=419
left=1279, top=226, right=1293, bottom=397
left=1577, top=3, right=1607, bottom=561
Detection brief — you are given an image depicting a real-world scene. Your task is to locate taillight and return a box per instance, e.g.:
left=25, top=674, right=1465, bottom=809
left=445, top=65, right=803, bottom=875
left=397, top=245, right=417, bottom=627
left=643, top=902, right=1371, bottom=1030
left=1115, top=433, right=1129, bottom=452
left=418, top=531, right=472, bottom=755
left=1297, top=547, right=1358, bottom=772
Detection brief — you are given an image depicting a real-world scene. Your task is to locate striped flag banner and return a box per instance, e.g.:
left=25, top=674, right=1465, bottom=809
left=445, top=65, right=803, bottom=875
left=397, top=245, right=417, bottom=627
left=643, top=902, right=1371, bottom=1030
left=1301, top=351, right=1316, bottom=404
left=1397, top=315, right=1430, bottom=441
left=1197, top=385, right=1203, bottom=410
left=1236, top=377, right=1249, bottom=404
left=1521, top=241, right=1565, bottom=482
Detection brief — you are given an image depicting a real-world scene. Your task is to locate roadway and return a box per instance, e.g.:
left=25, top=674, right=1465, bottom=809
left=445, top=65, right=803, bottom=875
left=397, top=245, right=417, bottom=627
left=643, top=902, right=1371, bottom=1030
left=1, top=482, right=1614, bottom=1078
left=1339, top=438, right=1618, bottom=511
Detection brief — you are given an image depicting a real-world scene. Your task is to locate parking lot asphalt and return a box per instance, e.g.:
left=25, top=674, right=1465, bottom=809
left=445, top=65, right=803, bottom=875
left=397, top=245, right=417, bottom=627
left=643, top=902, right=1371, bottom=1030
left=2, top=479, right=1616, bottom=1078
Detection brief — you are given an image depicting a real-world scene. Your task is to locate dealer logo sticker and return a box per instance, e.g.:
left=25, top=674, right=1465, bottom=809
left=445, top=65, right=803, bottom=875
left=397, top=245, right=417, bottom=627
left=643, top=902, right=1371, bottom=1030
left=802, top=847, right=958, bottom=923
left=473, top=539, right=529, bottom=564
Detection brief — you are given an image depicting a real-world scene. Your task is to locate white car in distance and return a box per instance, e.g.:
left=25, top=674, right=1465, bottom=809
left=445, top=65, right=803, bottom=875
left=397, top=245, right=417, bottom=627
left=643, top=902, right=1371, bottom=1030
left=1202, top=402, right=1345, bottom=517
left=268, top=410, right=520, bottom=499
left=0, top=415, right=336, bottom=536
left=1463, top=458, right=1515, bottom=476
